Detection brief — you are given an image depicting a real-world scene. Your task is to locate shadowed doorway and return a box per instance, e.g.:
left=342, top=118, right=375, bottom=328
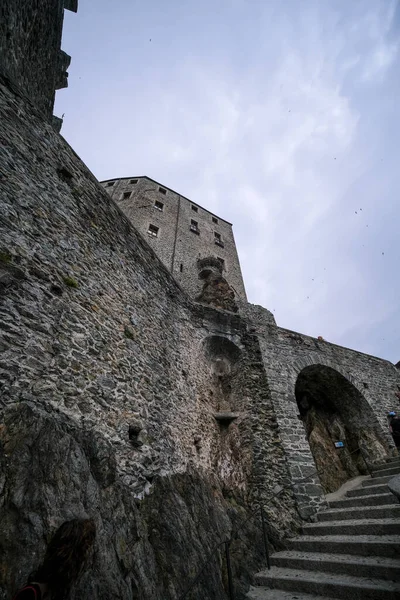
left=295, top=364, right=389, bottom=493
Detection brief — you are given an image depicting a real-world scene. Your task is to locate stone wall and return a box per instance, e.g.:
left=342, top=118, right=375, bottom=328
left=0, top=0, right=77, bottom=121
left=241, top=304, right=400, bottom=516
left=102, top=177, right=247, bottom=302
left=0, top=79, right=300, bottom=599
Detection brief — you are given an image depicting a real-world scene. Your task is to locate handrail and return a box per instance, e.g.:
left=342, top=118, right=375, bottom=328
left=178, top=445, right=370, bottom=600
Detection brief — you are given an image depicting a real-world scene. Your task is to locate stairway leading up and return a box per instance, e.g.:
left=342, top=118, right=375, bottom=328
left=247, top=456, right=400, bottom=600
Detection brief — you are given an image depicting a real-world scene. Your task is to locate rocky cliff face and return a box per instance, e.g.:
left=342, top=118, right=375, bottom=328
left=0, top=78, right=300, bottom=599
left=0, top=401, right=261, bottom=599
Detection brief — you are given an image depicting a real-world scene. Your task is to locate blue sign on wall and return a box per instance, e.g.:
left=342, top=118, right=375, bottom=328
left=334, top=441, right=344, bottom=448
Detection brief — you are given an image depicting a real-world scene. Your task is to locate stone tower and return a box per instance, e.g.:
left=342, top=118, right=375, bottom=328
left=101, top=176, right=247, bottom=308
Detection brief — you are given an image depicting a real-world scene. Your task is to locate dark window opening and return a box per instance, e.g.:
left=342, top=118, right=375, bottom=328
left=123, top=191, right=131, bottom=199
left=107, top=181, right=115, bottom=187
left=214, top=232, right=224, bottom=247
left=154, top=200, right=164, bottom=211
left=130, top=179, right=138, bottom=184
left=190, top=219, right=200, bottom=234
left=217, top=257, right=225, bottom=269
left=180, top=264, right=183, bottom=272
left=148, top=224, right=159, bottom=237
left=158, top=187, right=167, bottom=195
left=191, top=205, right=198, bottom=212
left=212, top=216, right=218, bottom=224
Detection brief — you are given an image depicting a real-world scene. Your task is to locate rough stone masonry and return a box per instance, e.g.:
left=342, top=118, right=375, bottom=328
left=0, top=1, right=399, bottom=599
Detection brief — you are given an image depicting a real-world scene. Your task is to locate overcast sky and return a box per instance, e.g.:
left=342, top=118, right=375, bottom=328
left=56, top=0, right=400, bottom=363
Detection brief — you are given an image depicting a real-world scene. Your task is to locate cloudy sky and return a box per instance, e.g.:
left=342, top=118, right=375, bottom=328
left=56, top=0, right=400, bottom=363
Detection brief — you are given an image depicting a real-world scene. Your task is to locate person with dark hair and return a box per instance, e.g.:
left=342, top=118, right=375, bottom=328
left=12, top=518, right=96, bottom=600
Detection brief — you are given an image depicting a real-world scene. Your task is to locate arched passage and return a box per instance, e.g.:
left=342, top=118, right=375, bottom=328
left=295, top=364, right=389, bottom=493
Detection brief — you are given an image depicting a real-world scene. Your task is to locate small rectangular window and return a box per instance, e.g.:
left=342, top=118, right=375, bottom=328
left=158, top=187, right=167, bottom=195
left=154, top=200, right=164, bottom=211
left=148, top=224, right=159, bottom=237
left=130, top=179, right=138, bottom=184
left=191, top=205, right=198, bottom=212
left=180, top=264, right=183, bottom=272
left=122, top=191, right=131, bottom=199
left=107, top=181, right=115, bottom=187
left=212, top=216, right=218, bottom=224
left=190, top=219, right=200, bottom=234
left=217, top=257, right=225, bottom=269
left=214, top=232, right=224, bottom=247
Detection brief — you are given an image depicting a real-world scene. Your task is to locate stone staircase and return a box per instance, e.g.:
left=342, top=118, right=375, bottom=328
left=247, top=456, right=400, bottom=600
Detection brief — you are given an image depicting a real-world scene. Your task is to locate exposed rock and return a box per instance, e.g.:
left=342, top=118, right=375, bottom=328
left=0, top=402, right=273, bottom=600
left=388, top=474, right=400, bottom=501
left=196, top=272, right=238, bottom=312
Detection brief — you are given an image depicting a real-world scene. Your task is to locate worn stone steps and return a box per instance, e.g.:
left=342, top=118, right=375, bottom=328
left=317, top=504, right=400, bottom=522
left=384, top=456, right=400, bottom=464
left=329, top=493, right=398, bottom=509
left=372, top=465, right=400, bottom=478
left=269, top=551, right=400, bottom=581
left=303, top=518, right=400, bottom=536
left=347, top=483, right=389, bottom=497
left=372, top=458, right=400, bottom=473
left=247, top=587, right=340, bottom=600
left=254, top=567, right=400, bottom=600
left=287, top=535, right=400, bottom=558
left=363, top=475, right=394, bottom=487
left=247, top=588, right=340, bottom=600
left=247, top=468, right=400, bottom=600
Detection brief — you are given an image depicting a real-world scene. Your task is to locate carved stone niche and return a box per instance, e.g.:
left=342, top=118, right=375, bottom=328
left=203, top=335, right=242, bottom=423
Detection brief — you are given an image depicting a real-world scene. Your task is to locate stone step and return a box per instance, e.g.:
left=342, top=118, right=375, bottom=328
left=347, top=483, right=389, bottom=497
left=247, top=587, right=340, bottom=600
left=329, top=493, right=398, bottom=509
left=372, top=466, right=400, bottom=478
left=254, top=567, right=400, bottom=600
left=270, top=551, right=400, bottom=581
left=363, top=475, right=393, bottom=487
left=287, top=535, right=400, bottom=558
left=317, top=504, right=400, bottom=522
left=385, top=456, right=400, bottom=464
left=302, top=518, right=400, bottom=537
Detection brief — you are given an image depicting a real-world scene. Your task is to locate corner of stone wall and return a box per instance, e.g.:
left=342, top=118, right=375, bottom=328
left=237, top=301, right=277, bottom=330
left=64, top=0, right=78, bottom=12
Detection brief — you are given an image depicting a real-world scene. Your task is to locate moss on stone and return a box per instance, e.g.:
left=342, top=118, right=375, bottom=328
left=124, top=326, right=135, bottom=340
left=0, top=251, right=12, bottom=263
left=63, top=275, right=78, bottom=288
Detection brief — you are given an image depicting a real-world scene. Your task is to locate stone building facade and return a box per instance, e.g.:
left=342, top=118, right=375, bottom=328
left=101, top=176, right=247, bottom=303
left=101, top=175, right=400, bottom=517
left=0, top=2, right=399, bottom=599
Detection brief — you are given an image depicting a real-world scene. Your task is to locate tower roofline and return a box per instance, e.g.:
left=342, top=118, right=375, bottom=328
left=100, top=175, right=233, bottom=226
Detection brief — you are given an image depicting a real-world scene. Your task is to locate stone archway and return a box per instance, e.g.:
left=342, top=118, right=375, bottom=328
left=295, top=364, right=389, bottom=493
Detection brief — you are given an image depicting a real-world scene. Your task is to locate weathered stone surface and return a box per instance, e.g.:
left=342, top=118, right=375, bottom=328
left=0, top=0, right=76, bottom=121
left=0, top=77, right=300, bottom=599
left=196, top=272, right=238, bottom=312
left=250, top=309, right=400, bottom=513
left=1, top=3, right=400, bottom=598
left=102, top=176, right=247, bottom=302
left=388, top=474, right=400, bottom=501
left=0, top=402, right=258, bottom=599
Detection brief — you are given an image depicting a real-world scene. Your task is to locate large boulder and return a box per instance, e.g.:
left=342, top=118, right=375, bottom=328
left=388, top=474, right=400, bottom=502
